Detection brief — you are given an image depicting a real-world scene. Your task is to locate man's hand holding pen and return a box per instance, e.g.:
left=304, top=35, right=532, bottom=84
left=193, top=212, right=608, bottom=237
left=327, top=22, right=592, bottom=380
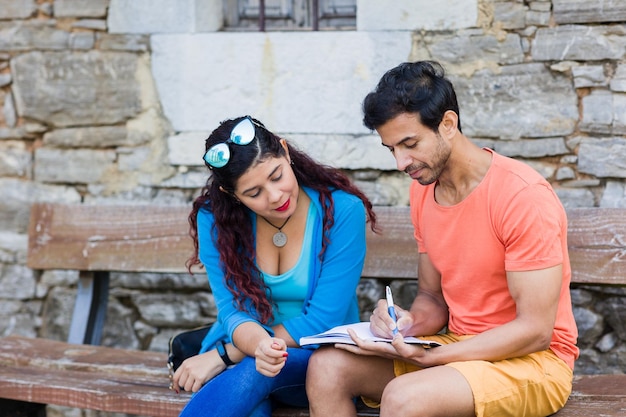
left=369, top=289, right=412, bottom=339
left=338, top=310, right=429, bottom=364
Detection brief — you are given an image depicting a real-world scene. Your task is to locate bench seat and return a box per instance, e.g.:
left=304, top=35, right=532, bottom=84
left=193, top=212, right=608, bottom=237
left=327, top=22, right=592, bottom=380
left=2, top=203, right=624, bottom=417
left=1, top=335, right=625, bottom=417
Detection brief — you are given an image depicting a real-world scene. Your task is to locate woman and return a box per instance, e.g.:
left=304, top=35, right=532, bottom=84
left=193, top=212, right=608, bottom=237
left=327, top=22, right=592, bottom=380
left=173, top=116, right=377, bottom=417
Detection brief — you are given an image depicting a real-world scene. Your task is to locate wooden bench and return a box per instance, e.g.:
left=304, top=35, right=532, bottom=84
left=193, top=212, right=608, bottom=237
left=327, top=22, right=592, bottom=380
left=0, top=203, right=624, bottom=417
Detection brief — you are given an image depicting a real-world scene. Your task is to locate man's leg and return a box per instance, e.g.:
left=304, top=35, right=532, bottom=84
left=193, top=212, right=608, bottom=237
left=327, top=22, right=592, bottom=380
left=380, top=365, right=475, bottom=417
left=306, top=346, right=395, bottom=417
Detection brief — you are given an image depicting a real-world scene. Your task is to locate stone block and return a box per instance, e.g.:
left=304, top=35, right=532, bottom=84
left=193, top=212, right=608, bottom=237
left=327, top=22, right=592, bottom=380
left=0, top=178, right=80, bottom=232
left=613, top=93, right=626, bottom=134
left=578, top=137, right=626, bottom=178
left=40, top=286, right=75, bottom=341
left=44, top=126, right=129, bottom=148
left=167, top=132, right=207, bottom=167
left=108, top=0, right=223, bottom=34
left=0, top=73, right=11, bottom=87
left=3, top=90, right=16, bottom=127
left=54, top=0, right=109, bottom=18
left=40, top=269, right=79, bottom=287
left=553, top=0, right=626, bottom=24
left=0, top=22, right=69, bottom=51
left=158, top=169, right=207, bottom=190
left=0, top=141, right=30, bottom=177
left=0, top=0, right=36, bottom=19
left=11, top=51, right=143, bottom=127
left=71, top=19, right=107, bottom=31
left=151, top=31, right=412, bottom=134
left=69, top=32, right=95, bottom=50
left=493, top=138, right=569, bottom=158
left=451, top=64, right=578, bottom=139
left=523, top=160, right=556, bottom=179
left=494, top=1, right=527, bottom=29
left=0, top=313, right=38, bottom=338
left=133, top=292, right=213, bottom=327
left=0, top=231, right=27, bottom=263
left=610, top=64, right=626, bottom=92
left=97, top=33, right=150, bottom=51
left=356, top=0, right=477, bottom=31
left=425, top=32, right=524, bottom=69
left=580, top=90, right=614, bottom=134
left=111, top=271, right=207, bottom=290
left=529, top=2, right=551, bottom=12
left=572, top=65, right=607, bottom=88
left=555, top=166, right=576, bottom=181
left=600, top=181, right=626, bottom=208
left=525, top=10, right=550, bottom=26
left=34, top=148, right=116, bottom=184
left=117, top=145, right=151, bottom=171
left=532, top=25, right=626, bottom=61
left=100, top=299, right=141, bottom=349
left=554, top=187, right=595, bottom=209
left=0, top=264, right=36, bottom=300
left=289, top=133, right=398, bottom=171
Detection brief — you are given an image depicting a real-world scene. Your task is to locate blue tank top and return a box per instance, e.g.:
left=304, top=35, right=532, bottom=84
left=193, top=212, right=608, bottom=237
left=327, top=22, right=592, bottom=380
left=262, top=203, right=315, bottom=325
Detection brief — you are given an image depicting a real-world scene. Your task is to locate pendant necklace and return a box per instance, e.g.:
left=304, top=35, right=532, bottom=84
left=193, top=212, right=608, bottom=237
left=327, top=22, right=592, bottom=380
left=261, top=215, right=292, bottom=248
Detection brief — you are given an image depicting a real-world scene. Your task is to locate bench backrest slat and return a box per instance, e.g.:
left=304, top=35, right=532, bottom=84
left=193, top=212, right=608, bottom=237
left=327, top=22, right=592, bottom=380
left=566, top=208, right=626, bottom=286
left=27, top=203, right=193, bottom=273
left=27, top=203, right=626, bottom=285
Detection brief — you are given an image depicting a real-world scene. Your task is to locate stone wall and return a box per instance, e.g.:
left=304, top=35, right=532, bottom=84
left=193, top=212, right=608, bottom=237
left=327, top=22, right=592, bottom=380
left=1, top=3, right=626, bottom=407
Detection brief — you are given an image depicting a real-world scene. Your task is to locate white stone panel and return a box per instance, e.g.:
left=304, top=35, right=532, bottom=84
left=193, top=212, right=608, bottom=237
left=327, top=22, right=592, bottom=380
left=151, top=31, right=412, bottom=134
left=168, top=132, right=207, bottom=166
left=168, top=131, right=398, bottom=170
left=356, top=0, right=477, bottom=31
left=108, top=0, right=222, bottom=34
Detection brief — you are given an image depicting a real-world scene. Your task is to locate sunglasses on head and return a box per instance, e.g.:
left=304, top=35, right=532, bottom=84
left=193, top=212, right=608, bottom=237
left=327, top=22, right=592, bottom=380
left=203, top=116, right=256, bottom=168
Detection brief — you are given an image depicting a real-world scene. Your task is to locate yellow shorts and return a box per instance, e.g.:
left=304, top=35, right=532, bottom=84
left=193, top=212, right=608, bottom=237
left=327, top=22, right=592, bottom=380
left=367, top=333, right=573, bottom=417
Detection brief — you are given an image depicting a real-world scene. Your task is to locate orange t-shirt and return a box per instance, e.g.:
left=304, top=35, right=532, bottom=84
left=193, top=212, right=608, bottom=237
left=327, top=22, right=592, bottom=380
left=410, top=149, right=579, bottom=369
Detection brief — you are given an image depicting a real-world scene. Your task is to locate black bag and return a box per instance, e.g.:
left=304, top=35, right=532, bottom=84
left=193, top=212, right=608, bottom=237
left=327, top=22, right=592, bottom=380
left=167, top=323, right=214, bottom=373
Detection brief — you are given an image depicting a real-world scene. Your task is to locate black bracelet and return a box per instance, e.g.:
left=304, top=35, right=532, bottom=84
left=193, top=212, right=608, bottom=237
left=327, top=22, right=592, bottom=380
left=216, top=340, right=235, bottom=366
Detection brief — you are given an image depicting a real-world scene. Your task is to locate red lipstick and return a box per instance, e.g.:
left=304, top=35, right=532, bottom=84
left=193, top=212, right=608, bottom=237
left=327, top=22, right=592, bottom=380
left=276, top=199, right=290, bottom=212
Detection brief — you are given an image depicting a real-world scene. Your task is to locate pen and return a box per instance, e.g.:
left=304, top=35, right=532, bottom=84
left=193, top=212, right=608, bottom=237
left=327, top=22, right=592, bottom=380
left=385, top=286, right=398, bottom=335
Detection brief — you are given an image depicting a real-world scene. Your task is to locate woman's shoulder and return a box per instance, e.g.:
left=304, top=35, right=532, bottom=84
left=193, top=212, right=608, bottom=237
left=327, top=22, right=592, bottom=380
left=331, top=188, right=363, bottom=206
left=303, top=186, right=363, bottom=207
left=196, top=204, right=216, bottom=227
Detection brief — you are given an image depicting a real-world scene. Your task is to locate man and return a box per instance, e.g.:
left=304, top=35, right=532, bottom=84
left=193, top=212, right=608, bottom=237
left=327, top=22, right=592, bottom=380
left=306, top=61, right=578, bottom=417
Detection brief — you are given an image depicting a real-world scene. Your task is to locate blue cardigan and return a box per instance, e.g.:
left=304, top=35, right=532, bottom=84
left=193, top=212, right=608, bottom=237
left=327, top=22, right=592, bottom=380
left=198, top=187, right=366, bottom=353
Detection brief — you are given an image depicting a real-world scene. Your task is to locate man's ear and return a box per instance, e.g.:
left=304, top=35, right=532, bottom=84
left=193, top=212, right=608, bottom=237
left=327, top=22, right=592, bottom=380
left=440, top=110, right=458, bottom=139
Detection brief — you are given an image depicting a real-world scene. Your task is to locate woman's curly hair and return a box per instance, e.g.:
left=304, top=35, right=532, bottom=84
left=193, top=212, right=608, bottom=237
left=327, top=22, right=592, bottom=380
left=187, top=116, right=377, bottom=324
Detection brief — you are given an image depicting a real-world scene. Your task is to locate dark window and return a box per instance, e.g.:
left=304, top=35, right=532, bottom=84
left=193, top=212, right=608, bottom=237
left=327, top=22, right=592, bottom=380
left=223, top=0, right=356, bottom=31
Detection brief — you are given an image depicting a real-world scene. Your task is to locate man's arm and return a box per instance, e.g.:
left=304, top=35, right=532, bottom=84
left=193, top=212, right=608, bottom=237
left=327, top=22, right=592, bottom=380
left=403, top=252, right=449, bottom=336
left=407, top=263, right=562, bottom=367
left=345, top=259, right=562, bottom=367
left=370, top=252, right=448, bottom=339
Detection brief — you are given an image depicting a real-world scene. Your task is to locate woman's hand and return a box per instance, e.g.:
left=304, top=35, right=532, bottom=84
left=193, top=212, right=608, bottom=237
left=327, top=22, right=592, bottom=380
left=254, top=337, right=289, bottom=377
left=172, top=350, right=227, bottom=393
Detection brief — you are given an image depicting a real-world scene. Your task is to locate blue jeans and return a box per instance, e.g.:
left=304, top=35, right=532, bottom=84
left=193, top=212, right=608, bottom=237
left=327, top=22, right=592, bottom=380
left=178, top=347, right=312, bottom=417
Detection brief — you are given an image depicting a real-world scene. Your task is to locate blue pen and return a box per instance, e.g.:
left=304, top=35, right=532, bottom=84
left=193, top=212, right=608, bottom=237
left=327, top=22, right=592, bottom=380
left=385, top=286, right=398, bottom=335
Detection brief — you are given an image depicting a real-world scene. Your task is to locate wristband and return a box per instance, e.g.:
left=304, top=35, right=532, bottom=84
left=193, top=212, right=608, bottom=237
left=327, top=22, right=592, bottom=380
left=216, top=340, right=235, bottom=366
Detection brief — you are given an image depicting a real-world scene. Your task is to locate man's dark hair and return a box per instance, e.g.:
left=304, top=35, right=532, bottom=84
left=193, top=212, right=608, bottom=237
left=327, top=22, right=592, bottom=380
left=362, top=61, right=462, bottom=133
